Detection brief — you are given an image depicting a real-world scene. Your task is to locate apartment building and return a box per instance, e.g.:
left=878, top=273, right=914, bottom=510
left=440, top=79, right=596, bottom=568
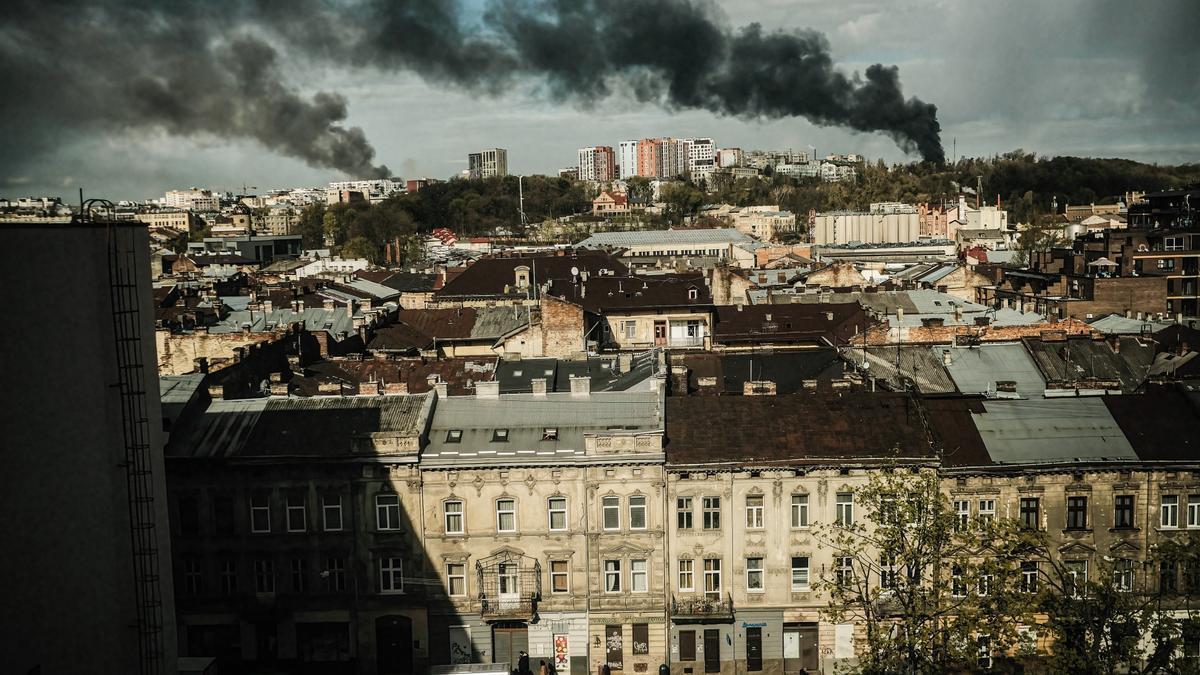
left=619, top=141, right=640, bottom=179
left=578, top=146, right=616, bottom=182
left=468, top=149, right=509, bottom=179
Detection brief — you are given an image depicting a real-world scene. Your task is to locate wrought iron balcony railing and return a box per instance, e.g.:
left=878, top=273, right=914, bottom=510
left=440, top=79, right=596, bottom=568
left=671, top=593, right=733, bottom=622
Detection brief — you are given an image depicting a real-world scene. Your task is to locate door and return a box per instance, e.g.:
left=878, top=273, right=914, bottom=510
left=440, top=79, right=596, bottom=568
left=654, top=321, right=667, bottom=345
left=746, top=627, right=763, bottom=672
left=494, top=625, right=529, bottom=674
left=703, top=629, right=721, bottom=673
left=499, top=562, right=520, bottom=610
left=784, top=623, right=819, bottom=674
left=377, top=615, right=414, bottom=675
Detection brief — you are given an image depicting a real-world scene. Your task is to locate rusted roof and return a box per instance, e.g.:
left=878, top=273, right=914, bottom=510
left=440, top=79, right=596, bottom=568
left=712, top=303, right=866, bottom=346
left=665, top=392, right=936, bottom=466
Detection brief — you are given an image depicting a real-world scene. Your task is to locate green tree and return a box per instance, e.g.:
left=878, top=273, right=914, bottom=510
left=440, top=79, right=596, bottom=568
left=339, top=236, right=378, bottom=264
left=816, top=465, right=1041, bottom=673
left=295, top=203, right=326, bottom=249
left=660, top=182, right=704, bottom=225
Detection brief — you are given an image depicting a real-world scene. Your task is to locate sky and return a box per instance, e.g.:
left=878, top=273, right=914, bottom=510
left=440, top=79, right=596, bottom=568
left=1, top=0, right=1197, bottom=201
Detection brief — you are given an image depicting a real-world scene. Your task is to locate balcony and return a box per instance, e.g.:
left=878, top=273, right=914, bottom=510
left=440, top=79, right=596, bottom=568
left=479, top=594, right=539, bottom=621
left=476, top=551, right=541, bottom=622
left=671, top=593, right=734, bottom=623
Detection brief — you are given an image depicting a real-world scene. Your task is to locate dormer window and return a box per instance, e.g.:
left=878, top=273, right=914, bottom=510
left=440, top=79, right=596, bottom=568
left=514, top=265, right=530, bottom=289
left=687, top=288, right=698, bottom=300
left=493, top=429, right=509, bottom=442
left=446, top=430, right=463, bottom=443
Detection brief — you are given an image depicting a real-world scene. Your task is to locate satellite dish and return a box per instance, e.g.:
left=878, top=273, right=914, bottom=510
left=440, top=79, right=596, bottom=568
left=570, top=266, right=579, bottom=276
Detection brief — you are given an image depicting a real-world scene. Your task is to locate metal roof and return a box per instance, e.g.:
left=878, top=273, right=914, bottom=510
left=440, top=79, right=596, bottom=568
left=972, top=398, right=1137, bottom=465
left=841, top=346, right=957, bottom=394
left=940, top=343, right=1047, bottom=398
left=1088, top=313, right=1173, bottom=335
left=577, top=228, right=753, bottom=247
left=422, top=391, right=664, bottom=466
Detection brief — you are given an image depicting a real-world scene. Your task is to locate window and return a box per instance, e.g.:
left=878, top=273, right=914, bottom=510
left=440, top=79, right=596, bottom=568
left=633, top=623, right=650, bottom=655
left=1065, top=560, right=1088, bottom=597
left=499, top=563, right=518, bottom=597
left=679, top=630, right=696, bottom=661
left=746, top=557, right=764, bottom=592
left=183, top=559, right=202, bottom=596
left=1165, top=236, right=1185, bottom=251
left=952, top=564, right=966, bottom=597
left=880, top=555, right=899, bottom=589
left=542, top=427, right=558, bottom=441
left=1162, top=495, right=1180, bottom=528
left=380, top=556, right=404, bottom=593
left=677, top=497, right=693, bottom=530
left=604, top=560, right=622, bottom=592
left=836, top=493, right=854, bottom=526
left=177, top=497, right=200, bottom=536
left=678, top=559, right=695, bottom=591
left=702, top=496, right=721, bottom=529
left=376, top=494, right=400, bottom=530
left=550, top=560, right=569, bottom=594
left=1158, top=258, right=1176, bottom=271
left=492, top=428, right=509, bottom=442
left=444, top=500, right=464, bottom=534
left=1114, top=559, right=1133, bottom=592
left=623, top=321, right=636, bottom=339
left=323, top=557, right=346, bottom=592
left=291, top=557, right=307, bottom=592
left=1066, top=496, right=1088, bottom=530
left=445, top=429, right=462, bottom=443
left=1114, top=495, right=1135, bottom=529
left=322, top=495, right=343, bottom=531
left=629, top=496, right=647, bottom=530
left=746, top=495, right=764, bottom=529
left=978, top=573, right=993, bottom=596
left=631, top=559, right=648, bottom=592
left=447, top=563, right=466, bottom=596
left=978, top=499, right=995, bottom=525
left=836, top=556, right=853, bottom=586
left=1021, top=561, right=1038, bottom=594
left=954, top=500, right=970, bottom=531
left=286, top=495, right=307, bottom=532
left=254, top=559, right=274, bottom=593
left=496, top=498, right=516, bottom=532
left=603, top=496, right=621, bottom=530
left=791, top=494, right=809, bottom=528
left=791, top=556, right=810, bottom=591
left=1189, top=495, right=1200, bottom=528
left=220, top=559, right=238, bottom=595
left=250, top=494, right=271, bottom=533
left=548, top=497, right=567, bottom=531
left=213, top=496, right=235, bottom=536
left=1020, top=497, right=1040, bottom=530
left=703, top=559, right=722, bottom=600
left=1161, top=561, right=1179, bottom=594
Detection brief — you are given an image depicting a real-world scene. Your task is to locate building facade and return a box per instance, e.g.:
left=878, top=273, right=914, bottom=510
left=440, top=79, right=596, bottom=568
left=579, top=146, right=617, bottom=182
left=469, top=149, right=509, bottom=179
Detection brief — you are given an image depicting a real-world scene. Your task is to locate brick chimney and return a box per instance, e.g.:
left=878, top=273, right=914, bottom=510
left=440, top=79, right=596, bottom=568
left=569, top=375, right=591, bottom=397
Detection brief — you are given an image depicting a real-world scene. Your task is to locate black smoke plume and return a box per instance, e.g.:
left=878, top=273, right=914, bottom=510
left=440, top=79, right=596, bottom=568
left=0, top=0, right=943, bottom=185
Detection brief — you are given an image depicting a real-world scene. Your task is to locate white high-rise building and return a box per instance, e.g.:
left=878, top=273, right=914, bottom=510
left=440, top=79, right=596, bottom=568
left=577, top=146, right=615, bottom=182
left=164, top=188, right=219, bottom=212
left=467, top=148, right=508, bottom=179
left=618, top=140, right=639, bottom=179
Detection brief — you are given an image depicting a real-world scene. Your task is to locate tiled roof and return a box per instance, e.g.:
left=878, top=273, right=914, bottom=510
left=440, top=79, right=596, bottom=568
left=435, top=251, right=626, bottom=298
left=576, top=228, right=752, bottom=248
left=547, top=273, right=711, bottom=312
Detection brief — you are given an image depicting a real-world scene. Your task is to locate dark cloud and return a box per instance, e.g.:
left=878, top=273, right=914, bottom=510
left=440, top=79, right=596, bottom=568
left=0, top=0, right=943, bottom=191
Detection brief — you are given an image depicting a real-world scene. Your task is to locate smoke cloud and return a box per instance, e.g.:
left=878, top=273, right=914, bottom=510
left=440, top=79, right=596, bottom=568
left=0, top=0, right=943, bottom=185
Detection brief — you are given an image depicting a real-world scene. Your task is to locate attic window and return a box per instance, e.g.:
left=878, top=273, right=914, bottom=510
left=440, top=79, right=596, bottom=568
left=493, top=429, right=509, bottom=442
left=446, top=430, right=463, bottom=443
left=513, top=370, right=523, bottom=377
left=542, top=428, right=558, bottom=441
left=687, top=288, right=698, bottom=300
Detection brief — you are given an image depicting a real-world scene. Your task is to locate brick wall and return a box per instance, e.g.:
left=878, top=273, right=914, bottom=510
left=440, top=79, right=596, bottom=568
left=539, top=295, right=586, bottom=358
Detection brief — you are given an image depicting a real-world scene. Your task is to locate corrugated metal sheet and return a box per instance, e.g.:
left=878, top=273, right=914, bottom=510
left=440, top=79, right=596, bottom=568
left=941, top=343, right=1046, bottom=398
left=1088, top=314, right=1172, bottom=335
left=973, top=398, right=1136, bottom=464
left=841, top=346, right=957, bottom=393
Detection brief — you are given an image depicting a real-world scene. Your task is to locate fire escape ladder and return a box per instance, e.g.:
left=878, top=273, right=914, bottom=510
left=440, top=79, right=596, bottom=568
left=108, top=226, right=165, bottom=674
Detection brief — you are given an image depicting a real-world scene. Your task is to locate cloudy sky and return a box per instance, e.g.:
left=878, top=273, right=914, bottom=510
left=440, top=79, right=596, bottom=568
left=1, top=0, right=1196, bottom=200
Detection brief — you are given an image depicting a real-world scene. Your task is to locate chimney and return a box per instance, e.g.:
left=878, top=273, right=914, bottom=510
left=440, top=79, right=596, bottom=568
left=433, top=381, right=448, bottom=398
left=531, top=377, right=548, bottom=396
left=954, top=306, right=963, bottom=322
left=323, top=298, right=335, bottom=311
left=193, top=357, right=209, bottom=374
left=207, top=384, right=224, bottom=400
left=263, top=299, right=273, bottom=313
left=476, top=380, right=500, bottom=398
left=619, top=353, right=633, bottom=373
left=347, top=300, right=354, bottom=317
left=569, top=375, right=591, bottom=397
left=896, top=307, right=904, bottom=323
left=942, top=350, right=952, bottom=366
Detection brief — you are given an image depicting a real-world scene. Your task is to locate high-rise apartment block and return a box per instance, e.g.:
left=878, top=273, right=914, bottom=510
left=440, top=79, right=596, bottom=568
left=577, top=146, right=616, bottom=182
left=468, top=148, right=508, bottom=179
left=618, top=140, right=639, bottom=179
